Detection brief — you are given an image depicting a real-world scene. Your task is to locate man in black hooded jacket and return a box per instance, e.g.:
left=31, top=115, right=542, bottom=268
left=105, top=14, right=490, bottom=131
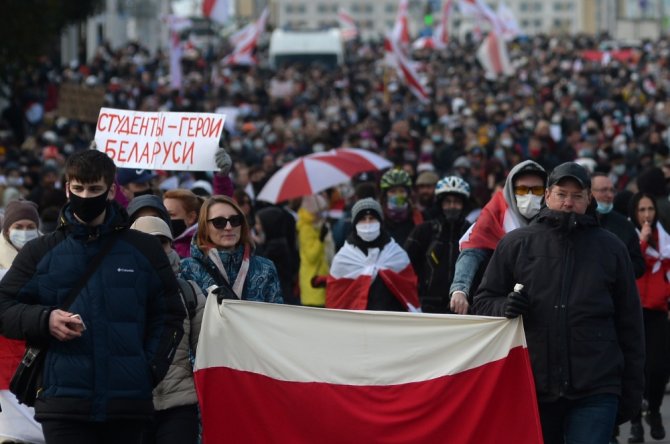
left=474, top=162, right=644, bottom=444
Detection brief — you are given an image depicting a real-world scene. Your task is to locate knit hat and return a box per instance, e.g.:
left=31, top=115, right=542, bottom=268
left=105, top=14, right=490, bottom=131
left=127, top=194, right=171, bottom=226
left=3, top=200, right=39, bottom=233
left=351, top=198, right=383, bottom=225
left=130, top=216, right=173, bottom=241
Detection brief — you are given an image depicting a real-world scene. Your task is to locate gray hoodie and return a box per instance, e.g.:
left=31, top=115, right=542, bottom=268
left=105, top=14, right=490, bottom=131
left=501, top=160, right=547, bottom=227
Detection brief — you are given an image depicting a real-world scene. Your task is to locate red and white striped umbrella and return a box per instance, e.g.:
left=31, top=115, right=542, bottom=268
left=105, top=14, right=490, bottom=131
left=256, top=148, right=392, bottom=204
left=412, top=36, right=436, bottom=50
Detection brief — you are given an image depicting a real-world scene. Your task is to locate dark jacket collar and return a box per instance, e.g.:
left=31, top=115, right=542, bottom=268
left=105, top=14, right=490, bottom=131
left=58, top=201, right=129, bottom=240
left=535, top=207, right=599, bottom=233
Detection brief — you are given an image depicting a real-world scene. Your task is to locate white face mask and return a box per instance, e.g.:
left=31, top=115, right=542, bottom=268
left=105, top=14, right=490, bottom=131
left=355, top=221, right=381, bottom=242
left=9, top=229, right=39, bottom=249
left=515, top=194, right=543, bottom=219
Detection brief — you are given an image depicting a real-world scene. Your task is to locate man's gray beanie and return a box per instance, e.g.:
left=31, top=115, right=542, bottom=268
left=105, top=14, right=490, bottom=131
left=351, top=198, right=383, bottom=225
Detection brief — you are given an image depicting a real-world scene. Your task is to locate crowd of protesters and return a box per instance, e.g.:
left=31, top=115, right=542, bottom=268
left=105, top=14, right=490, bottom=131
left=2, top=27, right=670, bottom=443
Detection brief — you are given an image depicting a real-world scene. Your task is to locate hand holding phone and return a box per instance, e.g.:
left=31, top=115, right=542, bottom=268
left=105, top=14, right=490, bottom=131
left=68, top=314, right=86, bottom=333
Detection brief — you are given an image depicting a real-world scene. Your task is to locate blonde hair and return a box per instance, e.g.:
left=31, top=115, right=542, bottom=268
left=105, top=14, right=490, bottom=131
left=196, top=195, right=251, bottom=253
left=163, top=189, right=203, bottom=218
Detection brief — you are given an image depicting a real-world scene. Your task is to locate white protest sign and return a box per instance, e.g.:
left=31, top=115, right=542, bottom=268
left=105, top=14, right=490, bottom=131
left=94, top=108, right=225, bottom=171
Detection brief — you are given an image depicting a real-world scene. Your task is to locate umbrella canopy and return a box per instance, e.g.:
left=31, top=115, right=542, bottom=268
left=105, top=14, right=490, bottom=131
left=412, top=36, right=436, bottom=51
left=256, top=148, right=392, bottom=204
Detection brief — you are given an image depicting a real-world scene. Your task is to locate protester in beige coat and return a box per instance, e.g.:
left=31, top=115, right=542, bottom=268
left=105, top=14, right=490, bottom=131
left=130, top=216, right=205, bottom=444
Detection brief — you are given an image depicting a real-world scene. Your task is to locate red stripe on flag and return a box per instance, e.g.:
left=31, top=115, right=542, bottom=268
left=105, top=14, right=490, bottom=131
left=378, top=264, right=420, bottom=310
left=195, top=346, right=542, bottom=444
left=326, top=275, right=372, bottom=309
left=460, top=191, right=508, bottom=250
left=202, top=0, right=216, bottom=16
left=0, top=337, right=24, bottom=389
left=488, top=33, right=503, bottom=75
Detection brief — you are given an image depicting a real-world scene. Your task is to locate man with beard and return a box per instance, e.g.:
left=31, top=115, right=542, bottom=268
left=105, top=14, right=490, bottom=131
left=405, top=176, right=472, bottom=313
left=414, top=170, right=440, bottom=220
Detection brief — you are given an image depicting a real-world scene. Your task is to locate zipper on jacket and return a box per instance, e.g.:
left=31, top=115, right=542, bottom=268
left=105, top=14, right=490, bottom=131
left=556, top=238, right=574, bottom=397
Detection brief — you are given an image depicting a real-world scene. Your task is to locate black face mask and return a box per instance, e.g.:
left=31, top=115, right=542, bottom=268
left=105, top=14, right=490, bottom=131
left=69, top=189, right=110, bottom=223
left=443, top=209, right=462, bottom=223
left=171, top=219, right=187, bottom=238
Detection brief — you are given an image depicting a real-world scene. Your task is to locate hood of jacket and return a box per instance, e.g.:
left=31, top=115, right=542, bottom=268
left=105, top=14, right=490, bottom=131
left=502, top=160, right=547, bottom=227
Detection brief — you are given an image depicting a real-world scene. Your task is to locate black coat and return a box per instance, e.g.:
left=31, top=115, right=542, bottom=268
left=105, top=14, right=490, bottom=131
left=597, top=210, right=646, bottom=279
left=473, top=207, right=645, bottom=424
left=404, top=216, right=471, bottom=313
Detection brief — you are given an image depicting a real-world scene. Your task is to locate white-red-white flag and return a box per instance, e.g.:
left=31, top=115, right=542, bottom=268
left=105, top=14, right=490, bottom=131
left=338, top=7, right=359, bottom=41
left=222, top=8, right=268, bottom=66
left=476, top=31, right=514, bottom=79
left=458, top=0, right=501, bottom=32
left=392, top=0, right=411, bottom=47
left=433, top=0, right=454, bottom=49
left=327, top=240, right=420, bottom=311
left=194, top=300, right=543, bottom=443
left=166, top=15, right=192, bottom=91
left=202, top=0, right=229, bottom=25
left=384, top=34, right=430, bottom=103
left=497, top=0, right=521, bottom=41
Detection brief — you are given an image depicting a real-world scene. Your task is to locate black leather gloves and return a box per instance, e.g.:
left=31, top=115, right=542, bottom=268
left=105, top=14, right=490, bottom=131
left=504, top=284, right=529, bottom=319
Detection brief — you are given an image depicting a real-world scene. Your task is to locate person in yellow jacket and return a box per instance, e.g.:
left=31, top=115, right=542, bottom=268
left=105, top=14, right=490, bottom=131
left=297, top=194, right=333, bottom=307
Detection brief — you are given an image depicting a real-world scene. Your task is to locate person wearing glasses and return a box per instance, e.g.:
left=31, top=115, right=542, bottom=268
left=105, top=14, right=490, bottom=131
left=590, top=172, right=645, bottom=279
left=179, top=195, right=283, bottom=303
left=474, top=162, right=644, bottom=444
left=448, top=160, right=547, bottom=314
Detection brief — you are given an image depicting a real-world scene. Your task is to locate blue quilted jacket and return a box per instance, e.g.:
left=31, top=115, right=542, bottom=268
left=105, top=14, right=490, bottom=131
left=180, top=236, right=283, bottom=304
left=0, top=202, right=184, bottom=422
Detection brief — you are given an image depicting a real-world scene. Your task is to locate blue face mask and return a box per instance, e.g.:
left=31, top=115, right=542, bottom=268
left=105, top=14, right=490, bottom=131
left=596, top=201, right=613, bottom=214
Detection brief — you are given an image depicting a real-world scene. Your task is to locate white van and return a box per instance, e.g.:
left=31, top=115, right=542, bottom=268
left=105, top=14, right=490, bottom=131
left=269, top=29, right=344, bottom=70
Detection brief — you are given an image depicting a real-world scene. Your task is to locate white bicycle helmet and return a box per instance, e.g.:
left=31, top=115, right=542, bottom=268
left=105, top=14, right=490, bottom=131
left=435, top=176, right=471, bottom=199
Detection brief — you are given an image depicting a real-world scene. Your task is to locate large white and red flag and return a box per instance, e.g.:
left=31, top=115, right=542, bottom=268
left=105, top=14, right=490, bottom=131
left=433, top=0, right=454, bottom=49
left=476, top=31, right=514, bottom=78
left=194, top=300, right=543, bottom=443
left=338, top=7, right=359, bottom=41
left=496, top=0, right=522, bottom=41
left=202, top=0, right=229, bottom=25
left=222, top=8, right=268, bottom=66
left=392, top=0, right=411, bottom=48
left=384, top=34, right=430, bottom=103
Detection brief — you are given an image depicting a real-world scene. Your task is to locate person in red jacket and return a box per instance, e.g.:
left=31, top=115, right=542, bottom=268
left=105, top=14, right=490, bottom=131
left=628, top=192, right=670, bottom=442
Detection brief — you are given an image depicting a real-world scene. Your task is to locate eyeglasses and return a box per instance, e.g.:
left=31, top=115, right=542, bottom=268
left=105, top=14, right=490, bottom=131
left=514, top=185, right=545, bottom=196
left=592, top=187, right=615, bottom=194
left=551, top=191, right=588, bottom=203
left=208, top=215, right=244, bottom=229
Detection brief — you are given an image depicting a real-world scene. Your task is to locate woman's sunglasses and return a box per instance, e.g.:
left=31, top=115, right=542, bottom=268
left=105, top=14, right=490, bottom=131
left=208, top=215, right=244, bottom=229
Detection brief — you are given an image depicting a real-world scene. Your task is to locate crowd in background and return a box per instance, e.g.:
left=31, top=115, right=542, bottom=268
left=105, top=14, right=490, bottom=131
left=3, top=29, right=670, bottom=443
left=3, top=33, right=670, bottom=222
